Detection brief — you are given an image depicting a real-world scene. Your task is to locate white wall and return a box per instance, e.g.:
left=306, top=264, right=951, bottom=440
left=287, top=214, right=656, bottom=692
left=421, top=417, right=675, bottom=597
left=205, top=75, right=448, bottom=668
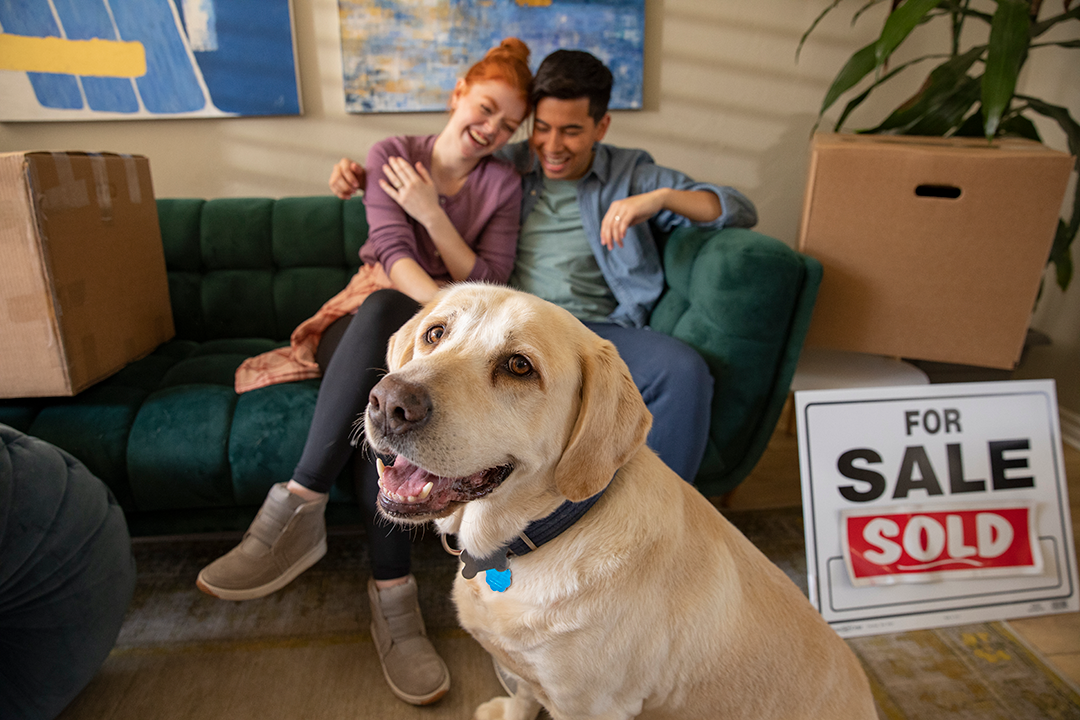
left=1, top=0, right=1076, bottom=414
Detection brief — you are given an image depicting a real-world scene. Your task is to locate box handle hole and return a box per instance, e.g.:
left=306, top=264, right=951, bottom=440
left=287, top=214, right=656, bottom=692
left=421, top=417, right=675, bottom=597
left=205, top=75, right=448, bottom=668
left=915, top=184, right=961, bottom=199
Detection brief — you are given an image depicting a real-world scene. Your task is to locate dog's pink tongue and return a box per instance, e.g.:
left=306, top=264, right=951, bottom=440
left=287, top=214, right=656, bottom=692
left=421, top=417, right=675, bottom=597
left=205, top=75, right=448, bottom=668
left=381, top=457, right=436, bottom=497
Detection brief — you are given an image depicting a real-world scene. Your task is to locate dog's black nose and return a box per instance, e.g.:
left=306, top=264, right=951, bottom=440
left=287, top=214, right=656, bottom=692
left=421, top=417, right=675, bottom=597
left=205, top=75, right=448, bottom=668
left=369, top=376, right=432, bottom=436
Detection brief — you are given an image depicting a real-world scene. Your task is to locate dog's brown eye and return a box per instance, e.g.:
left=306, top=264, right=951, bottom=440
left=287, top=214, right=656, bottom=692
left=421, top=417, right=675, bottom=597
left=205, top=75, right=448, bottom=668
left=425, top=325, right=445, bottom=345
left=507, top=354, right=532, bottom=376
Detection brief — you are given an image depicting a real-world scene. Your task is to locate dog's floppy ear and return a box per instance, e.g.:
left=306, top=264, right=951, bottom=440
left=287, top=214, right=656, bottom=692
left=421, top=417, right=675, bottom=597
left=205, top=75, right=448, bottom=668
left=554, top=338, right=652, bottom=501
left=385, top=301, right=434, bottom=372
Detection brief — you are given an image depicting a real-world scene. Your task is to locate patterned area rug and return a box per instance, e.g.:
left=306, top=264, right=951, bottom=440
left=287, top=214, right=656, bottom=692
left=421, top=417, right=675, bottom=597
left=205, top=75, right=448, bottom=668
left=63, top=507, right=1080, bottom=720
left=720, top=506, right=1080, bottom=720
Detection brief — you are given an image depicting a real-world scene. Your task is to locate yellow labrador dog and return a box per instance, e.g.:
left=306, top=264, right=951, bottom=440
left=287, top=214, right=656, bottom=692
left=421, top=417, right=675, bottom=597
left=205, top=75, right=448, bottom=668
left=365, top=284, right=876, bottom=720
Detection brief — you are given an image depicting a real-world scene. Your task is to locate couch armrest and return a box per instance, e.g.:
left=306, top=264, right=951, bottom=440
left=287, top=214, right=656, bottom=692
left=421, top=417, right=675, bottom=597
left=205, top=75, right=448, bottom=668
left=650, top=227, right=822, bottom=497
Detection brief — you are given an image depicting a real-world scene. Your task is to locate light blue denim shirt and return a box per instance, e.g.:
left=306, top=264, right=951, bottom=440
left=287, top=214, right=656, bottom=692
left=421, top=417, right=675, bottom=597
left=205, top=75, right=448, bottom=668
left=498, top=141, right=758, bottom=328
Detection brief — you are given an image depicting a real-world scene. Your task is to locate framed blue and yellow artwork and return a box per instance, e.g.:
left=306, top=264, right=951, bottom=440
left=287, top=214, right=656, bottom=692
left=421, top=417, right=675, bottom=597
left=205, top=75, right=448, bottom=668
left=0, top=0, right=302, bottom=121
left=339, top=0, right=645, bottom=113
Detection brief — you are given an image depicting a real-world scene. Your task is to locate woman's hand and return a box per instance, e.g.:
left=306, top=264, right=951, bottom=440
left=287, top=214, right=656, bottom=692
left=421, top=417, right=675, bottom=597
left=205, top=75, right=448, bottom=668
left=329, top=157, right=364, bottom=199
left=600, top=191, right=665, bottom=250
left=379, top=156, right=444, bottom=229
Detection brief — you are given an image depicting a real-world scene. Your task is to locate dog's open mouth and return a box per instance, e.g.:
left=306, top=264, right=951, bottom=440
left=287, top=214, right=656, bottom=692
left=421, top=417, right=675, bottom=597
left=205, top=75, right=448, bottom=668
left=376, top=454, right=513, bottom=518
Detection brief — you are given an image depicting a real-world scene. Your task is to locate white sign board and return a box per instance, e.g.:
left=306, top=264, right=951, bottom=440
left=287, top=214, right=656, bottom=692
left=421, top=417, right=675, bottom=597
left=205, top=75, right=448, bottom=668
left=797, top=380, right=1078, bottom=638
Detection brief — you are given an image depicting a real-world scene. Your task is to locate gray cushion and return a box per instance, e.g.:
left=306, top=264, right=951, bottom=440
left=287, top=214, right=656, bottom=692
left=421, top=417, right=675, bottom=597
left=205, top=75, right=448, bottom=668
left=0, top=425, right=136, bottom=720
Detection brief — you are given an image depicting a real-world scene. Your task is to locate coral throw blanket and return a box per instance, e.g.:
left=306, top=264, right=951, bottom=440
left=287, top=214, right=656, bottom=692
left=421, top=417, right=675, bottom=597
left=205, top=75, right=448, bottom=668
left=234, top=263, right=393, bottom=393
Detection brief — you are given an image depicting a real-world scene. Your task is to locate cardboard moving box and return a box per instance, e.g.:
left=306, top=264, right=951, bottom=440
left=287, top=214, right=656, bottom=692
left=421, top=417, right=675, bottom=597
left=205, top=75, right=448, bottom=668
left=0, top=151, right=174, bottom=398
left=798, top=133, right=1074, bottom=369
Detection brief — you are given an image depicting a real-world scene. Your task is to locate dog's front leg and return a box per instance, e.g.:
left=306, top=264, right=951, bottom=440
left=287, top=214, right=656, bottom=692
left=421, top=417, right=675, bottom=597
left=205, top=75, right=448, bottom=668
left=474, top=679, right=542, bottom=720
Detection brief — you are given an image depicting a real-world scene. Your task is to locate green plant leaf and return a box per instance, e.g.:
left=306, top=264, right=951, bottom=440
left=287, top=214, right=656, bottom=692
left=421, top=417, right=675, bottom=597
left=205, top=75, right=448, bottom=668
left=952, top=5, right=995, bottom=23
left=831, top=54, right=946, bottom=131
left=955, top=108, right=1044, bottom=139
left=1050, top=220, right=1074, bottom=290
left=819, top=41, right=879, bottom=118
left=1019, top=95, right=1080, bottom=291
left=818, top=0, right=945, bottom=122
left=953, top=109, right=986, bottom=136
left=1031, top=6, right=1080, bottom=36
left=1019, top=96, right=1080, bottom=158
left=1030, top=38, right=1080, bottom=48
left=998, top=113, right=1042, bottom=141
left=853, top=0, right=892, bottom=25
left=904, top=75, right=981, bottom=134
left=876, top=0, right=945, bottom=65
left=797, top=0, right=845, bottom=60
left=982, top=0, right=1031, bottom=138
left=867, top=45, right=983, bottom=132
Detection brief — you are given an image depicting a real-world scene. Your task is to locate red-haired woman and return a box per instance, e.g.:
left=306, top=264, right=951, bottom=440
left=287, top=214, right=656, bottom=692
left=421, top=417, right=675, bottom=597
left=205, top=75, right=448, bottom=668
left=198, top=39, right=533, bottom=706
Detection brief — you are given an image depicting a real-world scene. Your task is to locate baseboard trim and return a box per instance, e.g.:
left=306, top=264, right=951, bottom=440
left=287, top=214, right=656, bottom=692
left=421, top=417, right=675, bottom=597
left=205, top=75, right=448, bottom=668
left=1061, top=407, right=1080, bottom=451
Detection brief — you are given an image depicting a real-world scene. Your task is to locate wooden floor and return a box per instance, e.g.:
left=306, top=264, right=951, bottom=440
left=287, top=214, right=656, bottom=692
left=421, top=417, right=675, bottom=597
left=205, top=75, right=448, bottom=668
left=726, top=416, right=1080, bottom=688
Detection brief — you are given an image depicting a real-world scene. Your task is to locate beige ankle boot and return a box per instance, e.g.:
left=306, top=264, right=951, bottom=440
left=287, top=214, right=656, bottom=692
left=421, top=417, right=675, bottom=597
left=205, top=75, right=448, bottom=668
left=368, top=576, right=451, bottom=705
left=197, top=482, right=328, bottom=600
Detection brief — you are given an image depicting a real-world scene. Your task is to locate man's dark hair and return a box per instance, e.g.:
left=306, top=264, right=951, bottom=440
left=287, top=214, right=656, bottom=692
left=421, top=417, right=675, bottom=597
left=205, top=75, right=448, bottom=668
left=531, top=50, right=613, bottom=122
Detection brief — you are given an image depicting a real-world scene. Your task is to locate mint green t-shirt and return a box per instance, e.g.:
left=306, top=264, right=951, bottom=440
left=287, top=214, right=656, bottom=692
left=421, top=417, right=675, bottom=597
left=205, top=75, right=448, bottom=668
left=509, top=179, right=616, bottom=322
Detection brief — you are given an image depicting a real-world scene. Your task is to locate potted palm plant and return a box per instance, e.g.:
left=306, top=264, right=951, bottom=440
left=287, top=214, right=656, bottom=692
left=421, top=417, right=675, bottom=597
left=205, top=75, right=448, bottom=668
left=800, top=0, right=1079, bottom=291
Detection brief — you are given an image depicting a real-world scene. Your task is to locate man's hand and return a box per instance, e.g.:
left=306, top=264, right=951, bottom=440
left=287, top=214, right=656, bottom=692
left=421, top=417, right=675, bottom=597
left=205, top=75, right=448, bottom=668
left=329, top=157, right=365, bottom=199
left=600, top=188, right=722, bottom=250
left=600, top=191, right=664, bottom=250
left=379, top=156, right=443, bottom=229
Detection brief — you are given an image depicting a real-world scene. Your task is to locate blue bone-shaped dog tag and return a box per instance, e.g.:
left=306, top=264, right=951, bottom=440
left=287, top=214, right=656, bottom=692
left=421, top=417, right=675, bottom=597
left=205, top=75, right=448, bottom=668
left=485, top=568, right=512, bottom=592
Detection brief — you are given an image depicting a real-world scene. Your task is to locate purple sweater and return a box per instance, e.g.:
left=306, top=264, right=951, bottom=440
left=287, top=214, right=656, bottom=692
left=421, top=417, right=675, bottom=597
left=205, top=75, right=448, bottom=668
left=360, top=135, right=521, bottom=284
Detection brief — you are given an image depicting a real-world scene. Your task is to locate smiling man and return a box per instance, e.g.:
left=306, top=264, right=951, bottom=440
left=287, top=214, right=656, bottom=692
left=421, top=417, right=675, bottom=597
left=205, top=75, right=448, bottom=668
left=497, top=49, right=757, bottom=482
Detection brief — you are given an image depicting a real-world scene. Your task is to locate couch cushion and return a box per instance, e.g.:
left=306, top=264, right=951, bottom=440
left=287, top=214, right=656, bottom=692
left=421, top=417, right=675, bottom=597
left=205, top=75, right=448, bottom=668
left=127, top=384, right=238, bottom=511
left=652, top=227, right=811, bottom=493
left=273, top=267, right=353, bottom=338
left=273, top=196, right=349, bottom=267
left=201, top=198, right=275, bottom=270
left=125, top=338, right=351, bottom=514
left=202, top=269, right=277, bottom=339
left=229, top=380, right=324, bottom=505
left=158, top=198, right=204, bottom=272
left=10, top=352, right=183, bottom=509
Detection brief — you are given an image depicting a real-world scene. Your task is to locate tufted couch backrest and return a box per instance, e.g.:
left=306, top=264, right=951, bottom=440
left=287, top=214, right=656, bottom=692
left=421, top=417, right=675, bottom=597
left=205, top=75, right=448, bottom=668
left=158, top=196, right=369, bottom=342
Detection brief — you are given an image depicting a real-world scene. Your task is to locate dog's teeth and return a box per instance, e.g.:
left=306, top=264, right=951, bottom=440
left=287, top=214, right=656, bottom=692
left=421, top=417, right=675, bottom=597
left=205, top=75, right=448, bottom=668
left=419, top=482, right=433, bottom=500
left=377, top=457, right=385, bottom=479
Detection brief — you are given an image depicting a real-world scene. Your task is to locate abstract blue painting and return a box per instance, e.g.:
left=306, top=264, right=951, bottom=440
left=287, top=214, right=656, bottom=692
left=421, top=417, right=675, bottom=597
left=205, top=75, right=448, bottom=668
left=338, top=0, right=645, bottom=114
left=0, top=0, right=301, bottom=121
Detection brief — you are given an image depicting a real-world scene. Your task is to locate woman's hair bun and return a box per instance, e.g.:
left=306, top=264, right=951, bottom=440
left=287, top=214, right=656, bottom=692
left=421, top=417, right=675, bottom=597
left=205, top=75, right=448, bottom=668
left=491, top=37, right=530, bottom=65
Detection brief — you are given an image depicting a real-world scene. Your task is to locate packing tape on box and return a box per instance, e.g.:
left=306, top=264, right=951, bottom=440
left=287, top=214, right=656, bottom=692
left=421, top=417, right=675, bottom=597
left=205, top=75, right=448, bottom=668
left=6, top=293, right=43, bottom=323
left=120, top=154, right=143, bottom=204
left=87, top=153, right=113, bottom=222
left=43, top=152, right=89, bottom=211
left=57, top=279, right=87, bottom=310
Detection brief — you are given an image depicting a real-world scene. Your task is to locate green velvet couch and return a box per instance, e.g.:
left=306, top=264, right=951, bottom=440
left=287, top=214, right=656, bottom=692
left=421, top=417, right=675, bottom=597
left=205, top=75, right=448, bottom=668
left=0, top=196, right=820, bottom=536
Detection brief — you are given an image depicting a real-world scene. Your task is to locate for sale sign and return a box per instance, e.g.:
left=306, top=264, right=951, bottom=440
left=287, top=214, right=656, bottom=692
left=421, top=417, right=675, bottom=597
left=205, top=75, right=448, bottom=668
left=797, top=380, right=1078, bottom=638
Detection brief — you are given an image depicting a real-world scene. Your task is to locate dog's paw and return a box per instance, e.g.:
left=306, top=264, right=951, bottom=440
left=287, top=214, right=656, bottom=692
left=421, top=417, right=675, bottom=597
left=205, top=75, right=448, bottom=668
left=473, top=697, right=513, bottom=720
left=474, top=696, right=541, bottom=720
